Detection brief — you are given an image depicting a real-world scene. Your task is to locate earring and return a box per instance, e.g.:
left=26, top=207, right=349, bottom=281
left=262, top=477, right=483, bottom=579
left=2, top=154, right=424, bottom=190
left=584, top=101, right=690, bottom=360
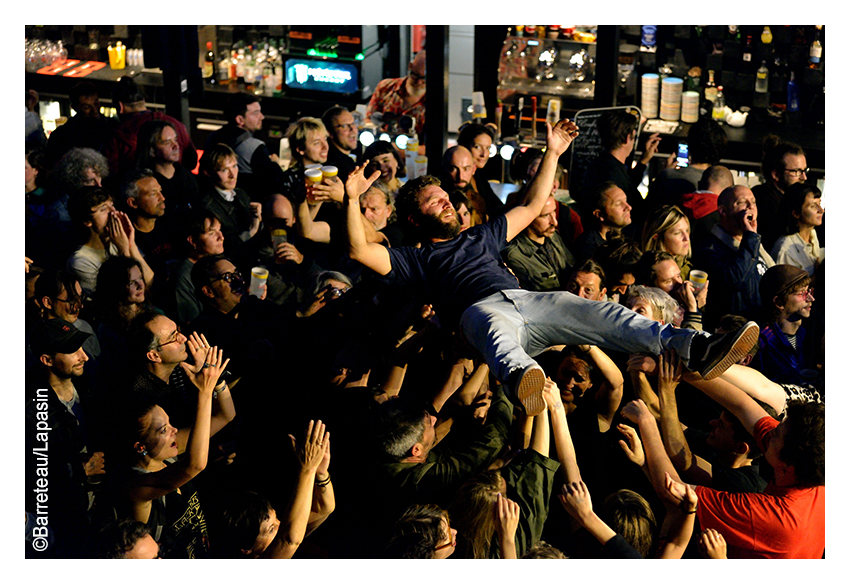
left=139, top=447, right=148, bottom=457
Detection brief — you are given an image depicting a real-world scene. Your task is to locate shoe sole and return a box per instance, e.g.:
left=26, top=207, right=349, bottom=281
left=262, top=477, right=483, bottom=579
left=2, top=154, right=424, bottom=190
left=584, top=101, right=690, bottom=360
left=699, top=322, right=760, bottom=380
left=517, top=367, right=546, bottom=416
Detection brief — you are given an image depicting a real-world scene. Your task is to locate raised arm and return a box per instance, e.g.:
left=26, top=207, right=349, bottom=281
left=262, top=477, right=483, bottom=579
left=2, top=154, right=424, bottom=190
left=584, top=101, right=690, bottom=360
left=621, top=399, right=686, bottom=508
left=681, top=369, right=772, bottom=436
left=504, top=119, right=578, bottom=241
left=129, top=347, right=229, bottom=508
left=543, top=378, right=580, bottom=484
left=656, top=351, right=710, bottom=485
left=262, top=420, right=329, bottom=559
left=579, top=345, right=623, bottom=433
left=296, top=197, right=332, bottom=243
left=344, top=163, right=392, bottom=275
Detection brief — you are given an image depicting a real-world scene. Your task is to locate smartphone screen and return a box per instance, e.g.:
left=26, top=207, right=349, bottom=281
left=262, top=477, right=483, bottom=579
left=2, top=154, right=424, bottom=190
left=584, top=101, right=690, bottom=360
left=677, top=142, right=689, bottom=167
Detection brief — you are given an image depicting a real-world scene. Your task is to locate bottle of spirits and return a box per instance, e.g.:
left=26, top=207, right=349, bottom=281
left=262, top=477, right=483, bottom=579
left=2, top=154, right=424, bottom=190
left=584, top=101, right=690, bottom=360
left=755, top=61, right=769, bottom=93
left=704, top=70, right=718, bottom=102
left=203, top=41, right=215, bottom=83
left=742, top=35, right=754, bottom=72
left=712, top=86, right=726, bottom=121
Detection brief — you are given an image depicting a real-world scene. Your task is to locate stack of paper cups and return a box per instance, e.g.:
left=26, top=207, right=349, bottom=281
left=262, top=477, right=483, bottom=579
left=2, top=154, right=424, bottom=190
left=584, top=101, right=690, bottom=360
left=681, top=91, right=700, bottom=123
left=660, top=77, right=683, bottom=121
left=641, top=74, right=659, bottom=119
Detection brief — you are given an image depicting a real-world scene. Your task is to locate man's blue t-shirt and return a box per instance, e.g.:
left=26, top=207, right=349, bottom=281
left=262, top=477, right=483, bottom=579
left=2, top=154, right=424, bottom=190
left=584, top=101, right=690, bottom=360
left=386, top=214, right=520, bottom=326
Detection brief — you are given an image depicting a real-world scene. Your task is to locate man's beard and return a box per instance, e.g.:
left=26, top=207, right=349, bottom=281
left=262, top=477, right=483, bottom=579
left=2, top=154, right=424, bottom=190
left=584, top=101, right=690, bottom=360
left=416, top=209, right=462, bottom=240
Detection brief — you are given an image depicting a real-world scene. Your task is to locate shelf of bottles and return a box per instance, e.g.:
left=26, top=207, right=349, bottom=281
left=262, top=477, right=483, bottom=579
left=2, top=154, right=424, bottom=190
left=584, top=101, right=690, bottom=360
left=204, top=28, right=377, bottom=98
left=623, top=25, right=824, bottom=127
left=496, top=26, right=598, bottom=145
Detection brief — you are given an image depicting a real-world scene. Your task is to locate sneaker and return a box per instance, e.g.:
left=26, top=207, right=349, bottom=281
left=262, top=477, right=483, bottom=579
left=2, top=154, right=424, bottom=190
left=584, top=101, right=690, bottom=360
left=513, top=365, right=546, bottom=416
left=688, top=322, right=760, bottom=380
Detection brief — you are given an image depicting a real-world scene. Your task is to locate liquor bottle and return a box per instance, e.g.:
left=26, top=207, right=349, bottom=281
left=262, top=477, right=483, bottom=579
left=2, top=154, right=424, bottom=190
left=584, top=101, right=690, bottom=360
left=809, top=27, right=823, bottom=69
left=727, top=25, right=740, bottom=40
left=203, top=41, right=215, bottom=83
left=742, top=35, right=754, bottom=71
left=229, top=50, right=238, bottom=84
left=755, top=61, right=769, bottom=93
left=218, top=50, right=230, bottom=84
left=761, top=26, right=773, bottom=44
left=704, top=70, right=718, bottom=102
left=787, top=71, right=799, bottom=112
left=712, top=86, right=726, bottom=121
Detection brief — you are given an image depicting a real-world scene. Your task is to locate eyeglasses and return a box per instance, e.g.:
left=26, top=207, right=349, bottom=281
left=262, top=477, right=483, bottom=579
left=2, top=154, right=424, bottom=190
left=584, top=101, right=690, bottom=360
left=333, top=122, right=357, bottom=132
left=54, top=296, right=82, bottom=308
left=213, top=271, right=243, bottom=284
left=157, top=326, right=183, bottom=350
left=783, top=167, right=809, bottom=177
left=791, top=288, right=815, bottom=301
left=322, top=285, right=350, bottom=301
left=434, top=516, right=454, bottom=551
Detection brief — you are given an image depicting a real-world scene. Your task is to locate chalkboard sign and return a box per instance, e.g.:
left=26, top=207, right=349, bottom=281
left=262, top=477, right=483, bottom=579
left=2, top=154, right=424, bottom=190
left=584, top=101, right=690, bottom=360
left=568, top=106, right=642, bottom=203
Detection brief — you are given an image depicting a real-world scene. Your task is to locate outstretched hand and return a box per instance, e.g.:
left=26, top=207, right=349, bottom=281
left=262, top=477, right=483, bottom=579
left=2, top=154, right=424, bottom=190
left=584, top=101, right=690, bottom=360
left=186, top=330, right=212, bottom=373
left=621, top=399, right=653, bottom=425
left=664, top=471, right=697, bottom=513
left=345, top=162, right=381, bottom=200
left=616, top=423, right=645, bottom=466
left=289, top=419, right=329, bottom=475
left=494, top=493, right=520, bottom=541
left=699, top=528, right=727, bottom=559
left=559, top=480, right=594, bottom=523
left=180, top=345, right=229, bottom=395
left=546, top=119, right=580, bottom=157
left=657, top=350, right=683, bottom=394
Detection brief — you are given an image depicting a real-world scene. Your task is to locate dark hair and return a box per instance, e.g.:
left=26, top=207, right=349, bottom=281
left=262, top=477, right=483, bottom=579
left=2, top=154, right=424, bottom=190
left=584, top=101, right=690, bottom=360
left=215, top=491, right=275, bottom=558
left=67, top=186, right=113, bottom=225
left=385, top=504, right=448, bottom=559
left=126, top=310, right=163, bottom=364
left=185, top=208, right=222, bottom=242
left=321, top=105, right=350, bottom=135
left=687, top=118, right=727, bottom=165
left=135, top=120, right=176, bottom=171
left=601, top=489, right=656, bottom=558
left=95, top=519, right=152, bottom=558
left=761, top=135, right=805, bottom=184
left=94, top=255, right=147, bottom=327
left=582, top=180, right=620, bottom=217
left=598, top=109, right=638, bottom=150
left=449, top=189, right=470, bottom=212
left=109, top=396, right=160, bottom=467
left=594, top=236, right=642, bottom=278
left=457, top=123, right=495, bottom=151
left=782, top=182, right=821, bottom=235
left=33, top=269, right=82, bottom=317
left=200, top=143, right=237, bottom=176
left=364, top=140, right=405, bottom=179
left=113, top=76, right=146, bottom=105
left=396, top=175, right=442, bottom=225
left=191, top=253, right=229, bottom=301
left=69, top=81, right=98, bottom=108
left=571, top=258, right=607, bottom=291
left=26, top=148, right=46, bottom=182
left=780, top=401, right=825, bottom=487
left=224, top=92, right=260, bottom=125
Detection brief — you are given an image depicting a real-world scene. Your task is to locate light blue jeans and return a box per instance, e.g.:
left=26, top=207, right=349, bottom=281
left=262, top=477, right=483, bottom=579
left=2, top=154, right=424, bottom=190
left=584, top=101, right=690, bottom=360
left=459, top=290, right=708, bottom=383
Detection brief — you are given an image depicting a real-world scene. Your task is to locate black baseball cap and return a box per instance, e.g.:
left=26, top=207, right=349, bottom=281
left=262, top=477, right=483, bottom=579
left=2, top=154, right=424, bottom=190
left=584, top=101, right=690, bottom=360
left=30, top=319, right=91, bottom=357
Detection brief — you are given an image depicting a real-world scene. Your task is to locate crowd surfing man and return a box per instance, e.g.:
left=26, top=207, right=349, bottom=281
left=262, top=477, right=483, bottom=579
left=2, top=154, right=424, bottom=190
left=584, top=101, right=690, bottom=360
left=343, top=118, right=759, bottom=416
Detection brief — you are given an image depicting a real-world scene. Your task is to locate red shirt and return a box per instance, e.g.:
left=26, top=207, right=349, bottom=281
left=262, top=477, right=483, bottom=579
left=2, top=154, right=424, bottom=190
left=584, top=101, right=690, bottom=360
left=366, top=77, right=426, bottom=138
left=695, top=416, right=825, bottom=558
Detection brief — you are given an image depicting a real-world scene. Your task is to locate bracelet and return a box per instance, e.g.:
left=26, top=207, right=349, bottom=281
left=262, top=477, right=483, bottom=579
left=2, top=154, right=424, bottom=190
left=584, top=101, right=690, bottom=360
left=685, top=508, right=697, bottom=514
left=213, top=382, right=227, bottom=398
left=315, top=474, right=331, bottom=487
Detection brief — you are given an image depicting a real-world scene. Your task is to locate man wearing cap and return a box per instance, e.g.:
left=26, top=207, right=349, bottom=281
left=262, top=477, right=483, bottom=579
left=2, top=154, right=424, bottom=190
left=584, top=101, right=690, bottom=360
left=26, top=319, right=105, bottom=557
left=753, top=265, right=818, bottom=388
